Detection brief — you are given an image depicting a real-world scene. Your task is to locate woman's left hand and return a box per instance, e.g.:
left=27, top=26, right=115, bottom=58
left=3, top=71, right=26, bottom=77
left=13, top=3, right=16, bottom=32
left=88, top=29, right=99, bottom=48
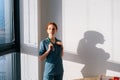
left=56, top=41, right=63, bottom=49
left=56, top=41, right=63, bottom=46
left=56, top=41, right=64, bottom=56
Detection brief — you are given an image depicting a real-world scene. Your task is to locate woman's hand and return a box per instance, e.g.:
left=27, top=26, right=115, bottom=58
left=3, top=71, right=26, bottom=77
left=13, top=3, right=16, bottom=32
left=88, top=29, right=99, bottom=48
left=56, top=41, right=63, bottom=48
left=56, top=41, right=62, bottom=46
left=39, top=43, right=53, bottom=61
left=47, top=43, right=53, bottom=52
left=56, top=41, right=64, bottom=56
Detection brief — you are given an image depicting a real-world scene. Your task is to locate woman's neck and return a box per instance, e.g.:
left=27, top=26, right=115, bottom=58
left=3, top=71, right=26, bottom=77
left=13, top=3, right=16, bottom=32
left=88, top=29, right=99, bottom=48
left=48, top=35, right=56, bottom=43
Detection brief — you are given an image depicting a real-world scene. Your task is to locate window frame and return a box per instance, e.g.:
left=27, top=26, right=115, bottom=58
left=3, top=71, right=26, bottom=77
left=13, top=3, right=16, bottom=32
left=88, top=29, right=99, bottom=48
left=0, top=0, right=20, bottom=55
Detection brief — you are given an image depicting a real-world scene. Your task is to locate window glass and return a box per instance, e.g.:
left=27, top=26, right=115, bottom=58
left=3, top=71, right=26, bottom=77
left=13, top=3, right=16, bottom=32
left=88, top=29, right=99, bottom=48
left=0, top=0, right=20, bottom=80
left=0, top=0, right=14, bottom=44
left=0, top=53, right=12, bottom=80
left=0, top=52, right=20, bottom=80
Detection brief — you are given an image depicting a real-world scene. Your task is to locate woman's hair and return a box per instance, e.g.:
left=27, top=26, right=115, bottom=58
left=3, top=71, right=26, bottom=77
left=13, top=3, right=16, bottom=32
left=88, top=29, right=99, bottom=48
left=46, top=22, right=58, bottom=30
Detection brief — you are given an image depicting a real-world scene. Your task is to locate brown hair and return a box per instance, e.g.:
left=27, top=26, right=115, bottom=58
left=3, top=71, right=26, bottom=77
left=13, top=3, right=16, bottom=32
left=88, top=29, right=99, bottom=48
left=46, top=22, right=58, bottom=30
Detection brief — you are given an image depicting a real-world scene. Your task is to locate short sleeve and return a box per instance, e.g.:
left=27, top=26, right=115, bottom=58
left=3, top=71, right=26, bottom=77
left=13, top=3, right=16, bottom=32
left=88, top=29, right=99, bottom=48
left=39, top=41, right=46, bottom=56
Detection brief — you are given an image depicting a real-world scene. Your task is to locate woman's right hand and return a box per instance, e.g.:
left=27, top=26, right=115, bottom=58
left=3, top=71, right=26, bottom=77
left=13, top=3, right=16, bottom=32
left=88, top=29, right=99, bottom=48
left=39, top=43, right=53, bottom=61
left=47, top=43, right=53, bottom=52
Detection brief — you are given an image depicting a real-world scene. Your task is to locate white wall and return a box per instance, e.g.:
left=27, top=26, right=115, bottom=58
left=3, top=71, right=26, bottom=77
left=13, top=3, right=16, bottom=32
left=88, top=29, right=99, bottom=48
left=20, top=0, right=120, bottom=80
left=45, top=0, right=120, bottom=79
left=44, top=0, right=62, bottom=40
left=20, top=0, right=39, bottom=80
left=21, top=53, right=38, bottom=80
left=62, top=0, right=120, bottom=79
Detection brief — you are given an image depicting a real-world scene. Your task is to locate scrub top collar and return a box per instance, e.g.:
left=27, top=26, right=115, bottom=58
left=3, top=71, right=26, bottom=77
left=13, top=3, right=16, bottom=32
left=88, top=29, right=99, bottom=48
left=47, top=37, right=57, bottom=44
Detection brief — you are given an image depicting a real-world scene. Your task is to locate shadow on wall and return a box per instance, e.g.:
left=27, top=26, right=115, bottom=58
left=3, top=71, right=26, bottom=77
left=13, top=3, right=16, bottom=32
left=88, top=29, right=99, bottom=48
left=77, top=31, right=109, bottom=77
left=63, top=30, right=120, bottom=77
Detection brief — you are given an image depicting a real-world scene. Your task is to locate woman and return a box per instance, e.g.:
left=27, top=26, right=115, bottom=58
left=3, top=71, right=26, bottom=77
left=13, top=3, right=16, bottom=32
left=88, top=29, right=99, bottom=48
left=39, top=22, right=64, bottom=80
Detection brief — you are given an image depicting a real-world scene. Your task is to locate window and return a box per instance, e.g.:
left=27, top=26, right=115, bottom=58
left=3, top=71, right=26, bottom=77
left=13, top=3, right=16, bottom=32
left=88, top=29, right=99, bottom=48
left=0, top=0, right=20, bottom=80
left=0, top=0, right=15, bottom=53
left=0, top=0, right=20, bottom=53
left=23, top=0, right=38, bottom=47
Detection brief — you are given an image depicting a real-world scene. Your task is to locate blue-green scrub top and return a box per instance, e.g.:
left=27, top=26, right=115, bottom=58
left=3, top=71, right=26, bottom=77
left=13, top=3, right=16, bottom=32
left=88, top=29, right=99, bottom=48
left=39, top=38, right=64, bottom=76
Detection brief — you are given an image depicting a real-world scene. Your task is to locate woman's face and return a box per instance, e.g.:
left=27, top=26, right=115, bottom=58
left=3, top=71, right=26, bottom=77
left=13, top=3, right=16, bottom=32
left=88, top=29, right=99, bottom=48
left=47, top=24, right=57, bottom=36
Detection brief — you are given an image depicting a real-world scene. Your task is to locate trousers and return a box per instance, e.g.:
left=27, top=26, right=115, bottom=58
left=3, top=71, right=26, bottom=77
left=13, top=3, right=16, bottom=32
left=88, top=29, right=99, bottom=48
left=43, top=74, right=63, bottom=80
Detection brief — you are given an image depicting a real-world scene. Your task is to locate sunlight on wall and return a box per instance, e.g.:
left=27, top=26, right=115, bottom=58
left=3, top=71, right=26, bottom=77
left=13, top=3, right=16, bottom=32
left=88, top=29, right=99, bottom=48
left=62, top=0, right=120, bottom=78
left=21, top=53, right=38, bottom=80
left=106, top=70, right=120, bottom=77
left=63, top=60, right=84, bottom=80
left=20, top=0, right=40, bottom=80
left=62, top=0, right=120, bottom=64
left=23, top=0, right=38, bottom=46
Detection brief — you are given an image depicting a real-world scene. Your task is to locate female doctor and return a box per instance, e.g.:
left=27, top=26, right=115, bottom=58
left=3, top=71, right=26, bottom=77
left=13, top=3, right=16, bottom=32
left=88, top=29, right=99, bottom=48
left=39, top=22, right=64, bottom=80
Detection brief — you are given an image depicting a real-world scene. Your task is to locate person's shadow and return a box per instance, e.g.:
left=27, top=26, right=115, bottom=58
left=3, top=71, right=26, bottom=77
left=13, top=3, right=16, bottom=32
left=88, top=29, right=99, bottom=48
left=77, top=31, right=110, bottom=77
left=63, top=30, right=120, bottom=78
